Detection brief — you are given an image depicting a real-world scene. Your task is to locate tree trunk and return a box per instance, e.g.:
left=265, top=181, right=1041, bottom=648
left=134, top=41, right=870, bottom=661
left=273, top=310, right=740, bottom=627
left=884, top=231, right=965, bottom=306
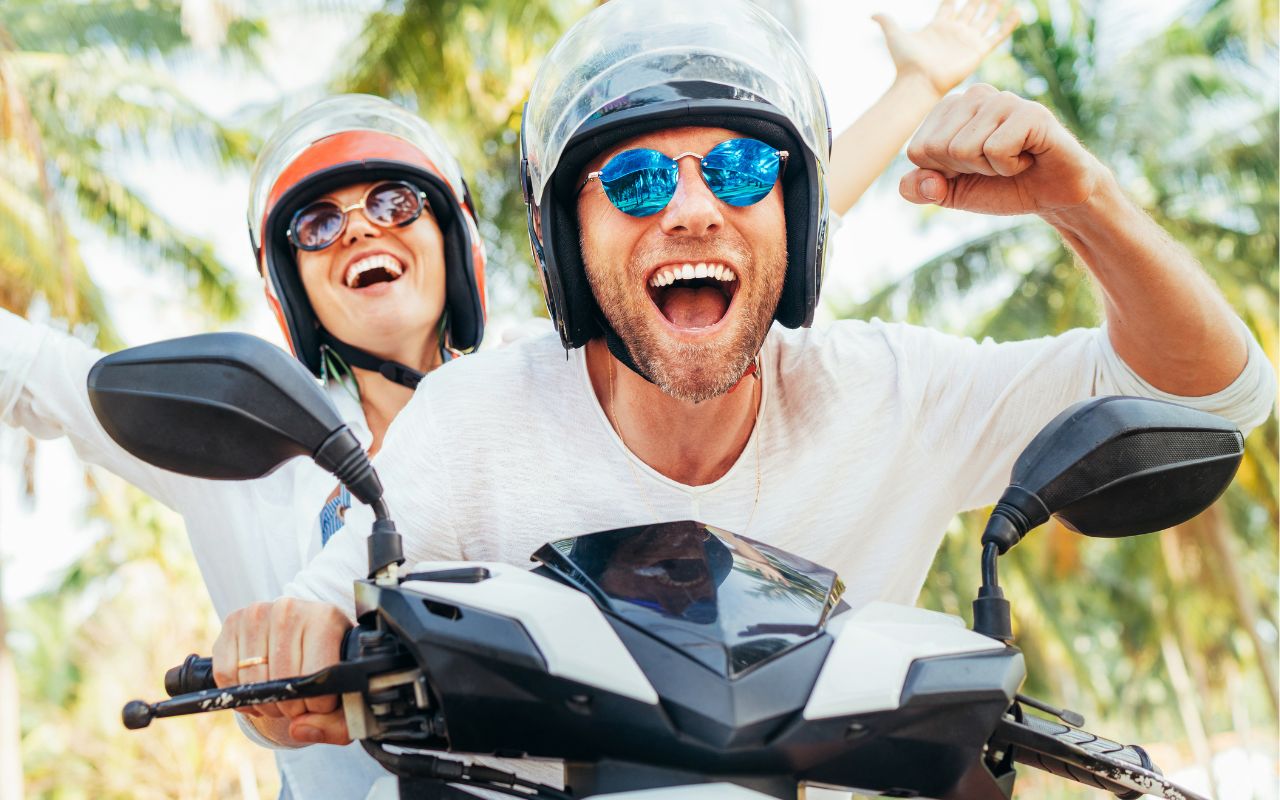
left=0, top=569, right=24, bottom=800
left=1159, top=532, right=1219, bottom=800
left=0, top=427, right=22, bottom=799
left=1159, top=629, right=1219, bottom=800
left=1201, top=506, right=1279, bottom=713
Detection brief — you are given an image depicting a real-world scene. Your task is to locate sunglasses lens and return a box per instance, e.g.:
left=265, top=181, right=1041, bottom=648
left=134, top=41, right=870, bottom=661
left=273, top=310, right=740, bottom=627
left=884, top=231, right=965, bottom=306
left=701, top=138, right=781, bottom=207
left=599, top=149, right=678, bottom=217
left=366, top=182, right=422, bottom=226
left=292, top=203, right=345, bottom=250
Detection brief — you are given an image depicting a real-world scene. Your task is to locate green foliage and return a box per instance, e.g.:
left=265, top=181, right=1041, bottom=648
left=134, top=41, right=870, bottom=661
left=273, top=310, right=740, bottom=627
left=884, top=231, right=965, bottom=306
left=0, top=0, right=261, bottom=340
left=846, top=0, right=1279, bottom=786
left=12, top=477, right=277, bottom=798
left=2, top=4, right=269, bottom=795
left=336, top=0, right=592, bottom=314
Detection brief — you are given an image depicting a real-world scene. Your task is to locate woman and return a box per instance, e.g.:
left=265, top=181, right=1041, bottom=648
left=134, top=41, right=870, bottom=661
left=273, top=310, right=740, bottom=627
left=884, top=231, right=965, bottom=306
left=1, top=93, right=486, bottom=798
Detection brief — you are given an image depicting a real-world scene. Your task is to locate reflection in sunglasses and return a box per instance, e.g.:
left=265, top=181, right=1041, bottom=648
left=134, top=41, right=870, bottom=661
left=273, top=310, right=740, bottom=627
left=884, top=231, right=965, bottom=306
left=580, top=138, right=787, bottom=217
left=288, top=181, right=427, bottom=251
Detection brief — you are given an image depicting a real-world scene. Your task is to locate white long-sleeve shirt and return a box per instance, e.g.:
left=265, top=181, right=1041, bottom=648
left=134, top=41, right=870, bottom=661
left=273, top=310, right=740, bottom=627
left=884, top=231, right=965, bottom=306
left=0, top=308, right=391, bottom=799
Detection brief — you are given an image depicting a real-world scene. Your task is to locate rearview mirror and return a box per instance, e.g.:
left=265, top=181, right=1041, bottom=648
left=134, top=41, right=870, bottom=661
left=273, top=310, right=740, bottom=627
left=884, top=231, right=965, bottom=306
left=987, top=396, right=1243, bottom=547
left=87, top=333, right=380, bottom=504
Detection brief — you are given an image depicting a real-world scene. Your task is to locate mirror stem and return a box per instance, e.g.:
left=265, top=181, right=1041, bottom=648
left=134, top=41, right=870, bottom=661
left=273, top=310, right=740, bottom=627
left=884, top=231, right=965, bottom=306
left=982, top=486, right=1051, bottom=554
left=972, top=543, right=1013, bottom=644
left=315, top=428, right=385, bottom=508
left=367, top=506, right=404, bottom=585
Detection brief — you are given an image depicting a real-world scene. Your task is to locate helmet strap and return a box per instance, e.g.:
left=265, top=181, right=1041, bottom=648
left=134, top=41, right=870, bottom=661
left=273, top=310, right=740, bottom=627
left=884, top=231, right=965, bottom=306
left=319, top=331, right=425, bottom=390
left=603, top=322, right=658, bottom=385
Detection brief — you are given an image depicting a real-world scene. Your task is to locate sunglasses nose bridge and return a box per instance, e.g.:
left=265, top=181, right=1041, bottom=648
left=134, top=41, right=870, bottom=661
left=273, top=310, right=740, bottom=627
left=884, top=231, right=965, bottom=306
left=339, top=199, right=384, bottom=244
left=660, top=156, right=723, bottom=235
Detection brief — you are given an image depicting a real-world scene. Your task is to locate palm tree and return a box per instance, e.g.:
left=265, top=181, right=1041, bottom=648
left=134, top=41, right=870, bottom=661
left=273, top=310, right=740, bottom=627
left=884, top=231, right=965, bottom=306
left=843, top=0, right=1277, bottom=793
left=0, top=0, right=258, bottom=333
left=0, top=3, right=262, bottom=794
left=335, top=0, right=591, bottom=313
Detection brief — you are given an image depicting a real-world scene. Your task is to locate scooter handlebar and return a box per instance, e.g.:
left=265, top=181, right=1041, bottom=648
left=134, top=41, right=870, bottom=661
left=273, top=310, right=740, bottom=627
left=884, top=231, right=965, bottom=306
left=996, top=712, right=1208, bottom=800
left=164, top=654, right=215, bottom=696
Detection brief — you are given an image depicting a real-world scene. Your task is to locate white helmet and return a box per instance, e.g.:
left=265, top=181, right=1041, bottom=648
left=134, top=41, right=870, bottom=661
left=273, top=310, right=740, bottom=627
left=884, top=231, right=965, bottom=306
left=520, top=0, right=831, bottom=355
left=249, top=94, right=487, bottom=387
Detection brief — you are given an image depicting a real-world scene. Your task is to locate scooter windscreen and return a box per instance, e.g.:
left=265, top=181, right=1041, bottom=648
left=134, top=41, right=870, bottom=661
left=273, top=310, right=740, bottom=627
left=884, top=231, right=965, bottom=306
left=534, top=521, right=844, bottom=677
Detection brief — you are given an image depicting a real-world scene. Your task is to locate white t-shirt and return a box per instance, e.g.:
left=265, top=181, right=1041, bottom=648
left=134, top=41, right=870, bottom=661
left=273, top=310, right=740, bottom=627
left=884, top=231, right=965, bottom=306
left=287, top=319, right=1274, bottom=613
left=0, top=308, right=391, bottom=799
left=281, top=319, right=1271, bottom=792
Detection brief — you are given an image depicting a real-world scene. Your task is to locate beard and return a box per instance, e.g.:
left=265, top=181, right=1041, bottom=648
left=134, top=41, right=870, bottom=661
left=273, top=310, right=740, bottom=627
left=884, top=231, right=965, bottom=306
left=584, top=234, right=786, bottom=403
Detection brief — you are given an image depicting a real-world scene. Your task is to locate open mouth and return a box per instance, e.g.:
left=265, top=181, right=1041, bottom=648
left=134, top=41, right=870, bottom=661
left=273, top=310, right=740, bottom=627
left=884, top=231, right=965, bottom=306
left=344, top=253, right=405, bottom=290
left=646, top=262, right=739, bottom=331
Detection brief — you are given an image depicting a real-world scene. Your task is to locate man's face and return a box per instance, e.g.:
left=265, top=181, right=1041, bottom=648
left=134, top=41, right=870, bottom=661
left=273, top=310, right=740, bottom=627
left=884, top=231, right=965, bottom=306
left=577, top=126, right=787, bottom=402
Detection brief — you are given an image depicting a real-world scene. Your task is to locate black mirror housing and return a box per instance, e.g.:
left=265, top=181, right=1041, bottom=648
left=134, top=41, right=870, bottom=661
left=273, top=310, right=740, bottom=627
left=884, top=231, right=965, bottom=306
left=985, top=396, right=1243, bottom=549
left=87, top=333, right=383, bottom=512
left=90, top=332, right=395, bottom=575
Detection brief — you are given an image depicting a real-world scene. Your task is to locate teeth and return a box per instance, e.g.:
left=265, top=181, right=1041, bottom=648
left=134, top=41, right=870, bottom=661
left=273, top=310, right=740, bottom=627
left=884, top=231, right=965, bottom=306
left=344, top=254, right=404, bottom=288
left=648, top=263, right=737, bottom=287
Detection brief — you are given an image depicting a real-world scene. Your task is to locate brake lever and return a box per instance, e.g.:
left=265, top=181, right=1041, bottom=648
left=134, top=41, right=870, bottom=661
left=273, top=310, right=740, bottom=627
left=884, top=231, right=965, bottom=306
left=1015, top=693, right=1085, bottom=727
left=122, top=652, right=410, bottom=729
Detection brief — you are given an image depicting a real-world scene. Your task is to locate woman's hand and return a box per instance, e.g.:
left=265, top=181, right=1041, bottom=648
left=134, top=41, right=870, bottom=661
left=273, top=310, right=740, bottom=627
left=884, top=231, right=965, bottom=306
left=875, top=0, right=1020, bottom=100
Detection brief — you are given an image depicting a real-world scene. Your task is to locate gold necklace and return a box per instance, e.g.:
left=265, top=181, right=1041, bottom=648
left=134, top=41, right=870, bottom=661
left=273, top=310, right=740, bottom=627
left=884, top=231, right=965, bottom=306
left=605, top=353, right=763, bottom=533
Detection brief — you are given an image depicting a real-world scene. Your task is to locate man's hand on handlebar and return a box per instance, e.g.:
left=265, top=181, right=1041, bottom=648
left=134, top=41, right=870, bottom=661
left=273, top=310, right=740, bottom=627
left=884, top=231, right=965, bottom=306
left=212, top=597, right=353, bottom=746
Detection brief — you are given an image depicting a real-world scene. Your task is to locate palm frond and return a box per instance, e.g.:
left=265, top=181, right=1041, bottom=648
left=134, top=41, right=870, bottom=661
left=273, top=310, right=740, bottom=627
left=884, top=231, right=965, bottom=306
left=1, top=1, right=187, bottom=57
left=334, top=0, right=589, bottom=311
left=19, top=51, right=257, bottom=168
left=1, top=0, right=266, bottom=61
left=54, top=151, right=241, bottom=323
left=837, top=221, right=1049, bottom=327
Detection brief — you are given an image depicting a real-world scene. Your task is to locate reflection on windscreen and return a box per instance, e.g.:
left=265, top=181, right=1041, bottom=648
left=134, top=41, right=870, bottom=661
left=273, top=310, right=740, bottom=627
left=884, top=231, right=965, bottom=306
left=534, top=521, right=844, bottom=677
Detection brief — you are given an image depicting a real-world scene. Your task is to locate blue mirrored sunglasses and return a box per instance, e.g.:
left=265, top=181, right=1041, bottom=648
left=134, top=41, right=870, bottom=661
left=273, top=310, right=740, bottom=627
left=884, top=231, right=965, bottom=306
left=579, top=138, right=788, bottom=217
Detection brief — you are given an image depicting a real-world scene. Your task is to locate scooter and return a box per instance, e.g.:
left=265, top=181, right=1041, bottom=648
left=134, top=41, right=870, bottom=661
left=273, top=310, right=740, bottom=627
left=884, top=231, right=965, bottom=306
left=87, top=333, right=1244, bottom=800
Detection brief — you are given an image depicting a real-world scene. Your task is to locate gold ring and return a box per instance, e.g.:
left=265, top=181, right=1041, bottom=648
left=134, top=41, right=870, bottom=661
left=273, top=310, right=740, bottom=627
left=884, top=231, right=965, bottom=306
left=237, top=656, right=268, bottom=670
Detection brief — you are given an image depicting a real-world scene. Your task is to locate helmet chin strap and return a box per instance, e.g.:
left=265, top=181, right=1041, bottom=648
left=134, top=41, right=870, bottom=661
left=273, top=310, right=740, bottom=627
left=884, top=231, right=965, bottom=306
left=599, top=318, right=758, bottom=396
left=602, top=322, right=658, bottom=385
left=319, top=331, right=425, bottom=390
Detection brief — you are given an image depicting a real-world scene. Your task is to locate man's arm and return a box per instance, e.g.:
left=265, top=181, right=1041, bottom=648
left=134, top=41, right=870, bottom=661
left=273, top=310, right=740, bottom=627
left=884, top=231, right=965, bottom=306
left=214, top=598, right=353, bottom=747
left=829, top=0, right=1019, bottom=215
left=898, top=84, right=1257, bottom=395
left=1043, top=180, right=1245, bottom=394
left=218, top=384, right=462, bottom=748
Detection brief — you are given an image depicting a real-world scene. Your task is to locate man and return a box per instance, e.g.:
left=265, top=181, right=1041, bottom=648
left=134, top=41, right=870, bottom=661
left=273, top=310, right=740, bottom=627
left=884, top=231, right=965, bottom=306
left=211, top=0, right=1274, bottom=758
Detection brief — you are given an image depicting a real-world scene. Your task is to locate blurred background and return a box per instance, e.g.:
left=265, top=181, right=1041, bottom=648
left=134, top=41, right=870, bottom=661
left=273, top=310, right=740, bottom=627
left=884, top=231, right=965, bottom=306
left=0, top=0, right=1275, bottom=797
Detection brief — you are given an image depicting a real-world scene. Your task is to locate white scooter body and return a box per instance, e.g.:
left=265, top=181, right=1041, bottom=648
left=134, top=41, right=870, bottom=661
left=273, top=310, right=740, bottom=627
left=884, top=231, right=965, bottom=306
left=357, top=557, right=1018, bottom=800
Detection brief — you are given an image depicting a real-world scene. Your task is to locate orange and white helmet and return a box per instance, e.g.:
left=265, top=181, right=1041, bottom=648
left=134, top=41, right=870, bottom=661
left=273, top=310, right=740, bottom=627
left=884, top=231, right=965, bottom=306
left=248, top=94, right=487, bottom=387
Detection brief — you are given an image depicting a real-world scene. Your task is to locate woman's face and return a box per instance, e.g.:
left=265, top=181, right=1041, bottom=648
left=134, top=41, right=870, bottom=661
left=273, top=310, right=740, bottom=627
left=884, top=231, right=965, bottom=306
left=293, top=180, right=447, bottom=368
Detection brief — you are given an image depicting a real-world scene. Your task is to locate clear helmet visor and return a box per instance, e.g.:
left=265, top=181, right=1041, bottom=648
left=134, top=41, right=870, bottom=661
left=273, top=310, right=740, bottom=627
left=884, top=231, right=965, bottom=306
left=522, top=0, right=829, bottom=200
left=248, top=94, right=467, bottom=252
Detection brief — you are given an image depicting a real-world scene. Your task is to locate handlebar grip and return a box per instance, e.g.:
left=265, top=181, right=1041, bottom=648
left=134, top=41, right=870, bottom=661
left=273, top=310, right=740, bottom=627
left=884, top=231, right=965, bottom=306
left=995, top=712, right=1211, bottom=800
left=164, top=654, right=216, bottom=696
left=1016, top=713, right=1155, bottom=775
